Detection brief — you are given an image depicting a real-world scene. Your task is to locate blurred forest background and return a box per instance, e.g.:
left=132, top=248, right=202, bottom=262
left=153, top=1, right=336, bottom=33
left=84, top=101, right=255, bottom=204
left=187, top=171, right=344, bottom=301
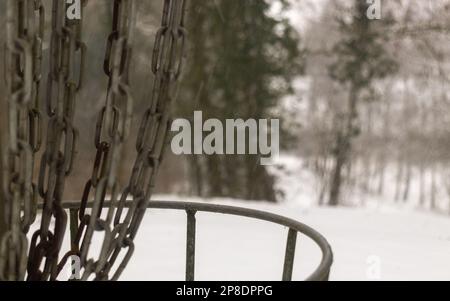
left=2, top=0, right=450, bottom=213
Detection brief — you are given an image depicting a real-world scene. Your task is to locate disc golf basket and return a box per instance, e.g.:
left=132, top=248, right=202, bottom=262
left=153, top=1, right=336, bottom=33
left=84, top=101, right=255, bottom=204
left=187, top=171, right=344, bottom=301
left=0, top=0, right=333, bottom=281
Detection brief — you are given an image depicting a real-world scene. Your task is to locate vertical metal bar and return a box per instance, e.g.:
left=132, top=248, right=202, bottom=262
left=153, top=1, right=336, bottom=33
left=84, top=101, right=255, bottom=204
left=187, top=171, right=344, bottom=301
left=322, top=270, right=330, bottom=281
left=185, top=210, right=196, bottom=281
left=282, top=228, right=297, bottom=281
left=69, top=208, right=79, bottom=250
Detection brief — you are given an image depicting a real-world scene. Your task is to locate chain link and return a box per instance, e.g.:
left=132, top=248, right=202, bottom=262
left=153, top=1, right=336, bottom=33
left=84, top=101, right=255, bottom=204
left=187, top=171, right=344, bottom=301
left=0, top=0, right=45, bottom=281
left=126, top=0, right=186, bottom=238
left=64, top=0, right=187, bottom=281
left=1, top=0, right=187, bottom=281
left=110, top=0, right=186, bottom=280
left=27, top=0, right=86, bottom=281
left=65, top=0, right=137, bottom=280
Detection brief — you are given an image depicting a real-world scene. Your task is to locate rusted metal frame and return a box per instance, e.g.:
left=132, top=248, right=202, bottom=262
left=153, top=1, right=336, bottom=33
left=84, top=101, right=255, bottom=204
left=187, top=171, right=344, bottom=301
left=48, top=200, right=333, bottom=281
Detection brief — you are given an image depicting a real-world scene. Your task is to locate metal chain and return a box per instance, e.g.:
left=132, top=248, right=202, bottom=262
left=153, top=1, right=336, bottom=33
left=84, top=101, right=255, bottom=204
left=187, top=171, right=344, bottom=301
left=1, top=0, right=187, bottom=281
left=0, top=0, right=44, bottom=281
left=125, top=0, right=187, bottom=242
left=27, top=0, right=86, bottom=281
left=61, top=0, right=187, bottom=281
left=59, top=0, right=137, bottom=281
left=109, top=0, right=187, bottom=279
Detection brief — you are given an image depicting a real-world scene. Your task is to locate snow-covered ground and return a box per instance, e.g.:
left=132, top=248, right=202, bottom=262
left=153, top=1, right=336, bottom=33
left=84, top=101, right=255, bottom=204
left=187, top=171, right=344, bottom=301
left=119, top=197, right=450, bottom=281
left=118, top=155, right=450, bottom=281
left=31, top=155, right=450, bottom=281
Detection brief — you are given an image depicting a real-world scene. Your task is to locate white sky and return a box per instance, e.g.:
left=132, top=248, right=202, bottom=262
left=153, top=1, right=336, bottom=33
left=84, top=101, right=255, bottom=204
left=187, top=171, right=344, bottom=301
left=285, top=0, right=329, bottom=34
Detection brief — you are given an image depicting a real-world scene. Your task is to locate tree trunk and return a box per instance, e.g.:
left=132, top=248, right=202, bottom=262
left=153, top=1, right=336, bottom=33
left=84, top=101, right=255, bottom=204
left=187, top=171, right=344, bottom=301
left=403, top=163, right=411, bottom=202
left=329, top=150, right=345, bottom=206
left=246, top=157, right=277, bottom=202
left=394, top=159, right=404, bottom=202
left=206, top=155, right=224, bottom=198
left=329, top=88, right=359, bottom=206
left=188, top=155, right=204, bottom=197
left=0, top=157, right=4, bottom=269
left=0, top=28, right=6, bottom=242
left=377, top=159, right=386, bottom=195
left=318, top=157, right=329, bottom=206
left=430, top=165, right=437, bottom=211
left=0, top=108, right=6, bottom=240
left=362, top=155, right=373, bottom=192
left=419, top=164, right=425, bottom=207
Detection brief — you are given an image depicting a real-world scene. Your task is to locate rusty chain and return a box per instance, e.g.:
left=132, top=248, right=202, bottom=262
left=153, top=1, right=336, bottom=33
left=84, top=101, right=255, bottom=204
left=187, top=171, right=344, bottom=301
left=27, top=0, right=86, bottom=281
left=64, top=0, right=187, bottom=281
left=118, top=0, right=187, bottom=279
left=0, top=0, right=44, bottom=281
left=114, top=0, right=186, bottom=280
left=123, top=0, right=187, bottom=254
left=0, top=0, right=187, bottom=281
left=66, top=0, right=137, bottom=281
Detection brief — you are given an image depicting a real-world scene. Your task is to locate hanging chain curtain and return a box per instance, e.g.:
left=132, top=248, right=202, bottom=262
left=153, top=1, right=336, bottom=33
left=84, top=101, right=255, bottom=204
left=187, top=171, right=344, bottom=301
left=0, top=0, right=187, bottom=281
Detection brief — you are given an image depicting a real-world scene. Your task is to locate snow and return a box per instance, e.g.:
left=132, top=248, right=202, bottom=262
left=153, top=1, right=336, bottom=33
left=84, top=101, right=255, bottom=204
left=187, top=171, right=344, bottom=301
left=118, top=154, right=450, bottom=281
left=118, top=198, right=450, bottom=281
left=32, top=155, right=450, bottom=281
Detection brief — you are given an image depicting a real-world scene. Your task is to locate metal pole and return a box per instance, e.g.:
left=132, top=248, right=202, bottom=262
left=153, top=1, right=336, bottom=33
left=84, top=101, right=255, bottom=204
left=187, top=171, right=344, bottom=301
left=282, top=228, right=297, bottom=281
left=186, top=210, right=196, bottom=281
left=69, top=209, right=79, bottom=250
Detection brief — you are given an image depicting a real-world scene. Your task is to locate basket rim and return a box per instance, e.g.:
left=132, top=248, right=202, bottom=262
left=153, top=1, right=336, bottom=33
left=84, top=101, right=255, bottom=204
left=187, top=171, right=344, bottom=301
left=55, top=200, right=334, bottom=281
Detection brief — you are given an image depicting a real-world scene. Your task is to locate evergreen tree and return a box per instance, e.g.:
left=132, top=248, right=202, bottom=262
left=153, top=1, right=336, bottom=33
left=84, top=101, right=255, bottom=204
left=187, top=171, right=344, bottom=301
left=180, top=0, right=302, bottom=201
